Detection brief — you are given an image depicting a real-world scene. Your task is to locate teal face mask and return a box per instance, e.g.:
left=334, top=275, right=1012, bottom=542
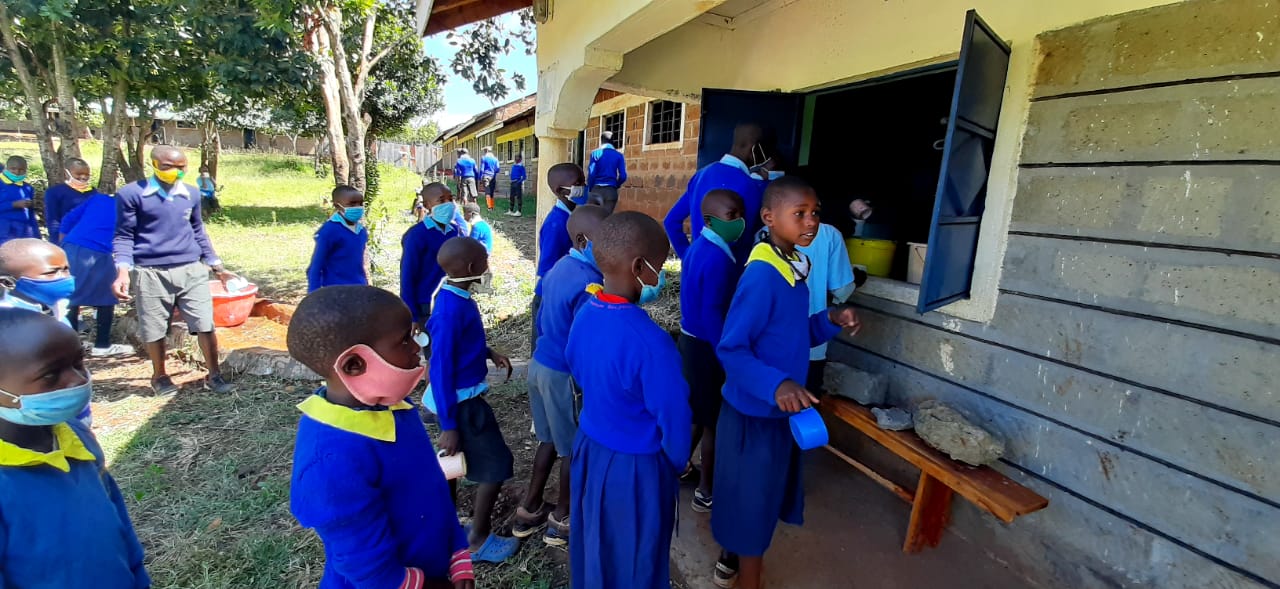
left=0, top=379, right=93, bottom=426
left=430, top=202, right=457, bottom=225
left=2, top=170, right=26, bottom=183
left=636, top=259, right=666, bottom=305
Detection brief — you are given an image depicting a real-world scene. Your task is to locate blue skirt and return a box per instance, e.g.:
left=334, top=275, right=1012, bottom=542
left=570, top=432, right=678, bottom=589
left=711, top=402, right=804, bottom=556
left=65, top=242, right=119, bottom=307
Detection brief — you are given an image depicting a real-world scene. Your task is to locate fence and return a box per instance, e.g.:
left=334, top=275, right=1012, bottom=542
left=374, top=141, right=442, bottom=176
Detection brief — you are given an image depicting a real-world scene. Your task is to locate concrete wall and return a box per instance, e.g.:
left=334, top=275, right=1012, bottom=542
left=586, top=92, right=701, bottom=221
left=832, top=1, right=1280, bottom=587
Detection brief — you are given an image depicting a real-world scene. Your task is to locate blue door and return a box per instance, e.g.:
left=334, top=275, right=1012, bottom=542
left=917, top=10, right=1010, bottom=313
left=697, top=90, right=804, bottom=169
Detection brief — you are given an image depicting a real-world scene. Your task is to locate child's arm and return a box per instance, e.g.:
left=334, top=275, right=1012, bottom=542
left=44, top=187, right=62, bottom=237
left=641, top=341, right=693, bottom=470
left=59, top=197, right=89, bottom=239
left=306, top=228, right=329, bottom=293
left=617, top=155, right=628, bottom=187
left=102, top=470, right=152, bottom=589
left=400, top=230, right=422, bottom=324
left=662, top=187, right=693, bottom=259
left=427, top=314, right=461, bottom=451
left=717, top=277, right=791, bottom=406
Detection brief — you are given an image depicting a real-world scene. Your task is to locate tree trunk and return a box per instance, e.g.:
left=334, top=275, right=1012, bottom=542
left=200, top=120, right=221, bottom=178
left=307, top=10, right=350, bottom=187
left=321, top=6, right=367, bottom=192
left=0, top=2, right=61, bottom=186
left=97, top=80, right=130, bottom=193
left=122, top=119, right=146, bottom=183
left=50, top=37, right=82, bottom=162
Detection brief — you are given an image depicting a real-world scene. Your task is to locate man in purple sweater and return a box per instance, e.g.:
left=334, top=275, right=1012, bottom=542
left=112, top=146, right=239, bottom=394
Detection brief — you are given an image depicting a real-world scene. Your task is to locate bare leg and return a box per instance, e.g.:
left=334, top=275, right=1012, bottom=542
left=554, top=456, right=571, bottom=522
left=699, top=426, right=717, bottom=495
left=740, top=556, right=765, bottom=589
left=196, top=331, right=221, bottom=376
left=469, top=482, right=502, bottom=548
left=522, top=442, right=557, bottom=512
left=146, top=340, right=168, bottom=379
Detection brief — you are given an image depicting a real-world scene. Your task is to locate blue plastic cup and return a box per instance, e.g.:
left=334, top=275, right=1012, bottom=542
left=789, top=407, right=829, bottom=450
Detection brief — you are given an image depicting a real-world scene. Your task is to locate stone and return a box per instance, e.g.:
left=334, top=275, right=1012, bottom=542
left=913, top=400, right=1006, bottom=466
left=871, top=407, right=913, bottom=431
left=824, top=363, right=887, bottom=406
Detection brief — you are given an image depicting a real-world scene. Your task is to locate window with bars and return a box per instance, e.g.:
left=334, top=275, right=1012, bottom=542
left=602, top=111, right=625, bottom=149
left=647, top=101, right=683, bottom=145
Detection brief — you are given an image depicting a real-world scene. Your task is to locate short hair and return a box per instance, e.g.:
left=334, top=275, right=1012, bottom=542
left=150, top=145, right=183, bottom=161
left=600, top=131, right=614, bottom=145
left=0, top=238, right=56, bottom=276
left=515, top=154, right=523, bottom=161
left=437, top=235, right=487, bottom=274
left=593, top=211, right=668, bottom=274
left=483, top=146, right=493, bottom=153
left=287, top=286, right=408, bottom=375
left=701, top=189, right=744, bottom=216
left=5, top=155, right=26, bottom=167
left=0, top=308, right=68, bottom=361
left=65, top=157, right=90, bottom=170
left=567, top=204, right=610, bottom=243
left=458, top=148, right=469, bottom=155
left=331, top=184, right=360, bottom=200
left=463, top=202, right=482, bottom=217
left=547, top=162, right=583, bottom=189
left=762, top=175, right=816, bottom=210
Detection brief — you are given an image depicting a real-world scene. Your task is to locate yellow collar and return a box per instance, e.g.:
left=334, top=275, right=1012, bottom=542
left=297, top=394, right=413, bottom=442
left=747, top=242, right=804, bottom=287
left=0, top=175, right=27, bottom=187
left=0, top=423, right=96, bottom=472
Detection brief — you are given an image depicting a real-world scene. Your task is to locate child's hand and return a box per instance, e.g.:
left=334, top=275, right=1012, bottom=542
left=828, top=304, right=862, bottom=336
left=774, top=380, right=819, bottom=413
left=438, top=430, right=461, bottom=456
left=489, top=349, right=513, bottom=383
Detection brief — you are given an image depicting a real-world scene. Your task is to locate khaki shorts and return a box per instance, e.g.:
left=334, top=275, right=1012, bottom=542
left=132, top=262, right=214, bottom=342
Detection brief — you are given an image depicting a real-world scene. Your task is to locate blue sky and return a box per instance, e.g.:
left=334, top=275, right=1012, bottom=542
left=423, top=12, right=537, bottom=131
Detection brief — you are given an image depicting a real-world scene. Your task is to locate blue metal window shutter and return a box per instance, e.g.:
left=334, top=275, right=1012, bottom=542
left=917, top=10, right=1011, bottom=313
left=697, top=89, right=804, bottom=169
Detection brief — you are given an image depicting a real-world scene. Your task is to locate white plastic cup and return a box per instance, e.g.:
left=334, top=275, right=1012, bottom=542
left=437, top=450, right=467, bottom=480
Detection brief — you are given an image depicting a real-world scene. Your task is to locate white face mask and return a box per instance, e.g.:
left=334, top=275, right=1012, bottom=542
left=446, top=273, right=493, bottom=294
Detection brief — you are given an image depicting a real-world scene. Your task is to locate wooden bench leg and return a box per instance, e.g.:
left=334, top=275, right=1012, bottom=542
left=903, top=472, right=954, bottom=553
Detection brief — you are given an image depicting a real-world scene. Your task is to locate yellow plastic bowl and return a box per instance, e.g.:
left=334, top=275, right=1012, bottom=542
left=845, top=238, right=896, bottom=277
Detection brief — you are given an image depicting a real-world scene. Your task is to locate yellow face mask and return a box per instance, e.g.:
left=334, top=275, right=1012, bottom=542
left=152, top=161, right=185, bottom=185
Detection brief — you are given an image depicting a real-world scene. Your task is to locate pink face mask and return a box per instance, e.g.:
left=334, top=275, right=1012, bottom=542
left=332, top=344, right=425, bottom=407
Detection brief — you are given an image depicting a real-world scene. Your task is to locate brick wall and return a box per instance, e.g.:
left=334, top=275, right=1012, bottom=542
left=585, top=100, right=702, bottom=221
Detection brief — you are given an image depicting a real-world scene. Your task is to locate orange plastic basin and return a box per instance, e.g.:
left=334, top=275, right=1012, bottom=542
left=210, top=280, right=258, bottom=328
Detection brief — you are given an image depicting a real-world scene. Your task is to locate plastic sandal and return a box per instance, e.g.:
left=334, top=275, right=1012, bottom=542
left=470, top=533, right=519, bottom=563
left=512, top=502, right=554, bottom=539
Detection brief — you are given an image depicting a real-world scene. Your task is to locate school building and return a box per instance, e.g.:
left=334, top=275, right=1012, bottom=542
left=509, top=0, right=1279, bottom=587
left=436, top=93, right=541, bottom=200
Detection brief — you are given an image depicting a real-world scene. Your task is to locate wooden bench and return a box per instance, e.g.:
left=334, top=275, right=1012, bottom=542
left=819, top=398, right=1049, bottom=553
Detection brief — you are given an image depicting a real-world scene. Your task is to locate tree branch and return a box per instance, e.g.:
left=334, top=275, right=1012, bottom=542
left=353, top=4, right=378, bottom=100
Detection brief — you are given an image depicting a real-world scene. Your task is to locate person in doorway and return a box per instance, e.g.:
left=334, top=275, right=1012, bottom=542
left=515, top=204, right=609, bottom=547
left=44, top=158, right=97, bottom=245
left=111, top=145, right=239, bottom=395
left=0, top=309, right=150, bottom=589
left=587, top=131, right=627, bottom=213
left=286, top=286, right=475, bottom=589
left=480, top=147, right=500, bottom=212
left=307, top=185, right=369, bottom=293
left=530, top=163, right=587, bottom=353
left=564, top=211, right=691, bottom=589
left=401, top=182, right=463, bottom=328
left=796, top=220, right=861, bottom=393
left=507, top=154, right=527, bottom=217
left=454, top=149, right=478, bottom=205
left=712, top=177, right=861, bottom=589
left=663, top=124, right=771, bottom=262
left=60, top=187, right=136, bottom=358
left=0, top=156, right=40, bottom=246
left=426, top=237, right=518, bottom=564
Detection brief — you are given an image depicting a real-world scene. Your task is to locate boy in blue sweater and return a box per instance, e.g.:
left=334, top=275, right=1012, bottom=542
left=308, top=185, right=370, bottom=293
left=44, top=157, right=96, bottom=244
left=463, top=203, right=492, bottom=254
left=0, top=308, right=149, bottom=589
left=564, top=211, right=691, bottom=589
left=677, top=189, right=746, bottom=514
left=480, top=147, right=500, bottom=211
left=663, top=124, right=768, bottom=261
left=531, top=162, right=587, bottom=352
left=287, top=286, right=475, bottom=589
left=402, top=182, right=462, bottom=328
left=0, top=156, right=40, bottom=246
left=515, top=204, right=609, bottom=546
left=506, top=154, right=527, bottom=216
left=426, top=237, right=518, bottom=563
left=712, top=177, right=861, bottom=589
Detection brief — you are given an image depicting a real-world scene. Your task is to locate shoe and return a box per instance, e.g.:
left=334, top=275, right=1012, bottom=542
left=692, top=488, right=713, bottom=513
left=151, top=376, right=179, bottom=395
left=714, top=555, right=739, bottom=588
left=91, top=344, right=135, bottom=357
left=543, top=512, right=569, bottom=547
left=512, top=211, right=522, bottom=218
left=204, top=374, right=237, bottom=394
left=512, top=502, right=554, bottom=539
left=679, top=464, right=701, bottom=485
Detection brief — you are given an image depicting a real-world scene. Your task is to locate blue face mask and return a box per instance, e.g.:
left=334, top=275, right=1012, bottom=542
left=340, top=206, right=364, bottom=223
left=583, top=240, right=597, bottom=267
left=2, top=170, right=26, bottom=183
left=13, top=276, right=75, bottom=307
left=567, top=185, right=588, bottom=206
left=430, top=201, right=457, bottom=225
left=636, top=259, right=666, bottom=305
left=0, top=379, right=93, bottom=426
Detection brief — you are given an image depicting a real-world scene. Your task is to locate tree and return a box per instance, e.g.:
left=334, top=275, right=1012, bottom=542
left=386, top=121, right=439, bottom=144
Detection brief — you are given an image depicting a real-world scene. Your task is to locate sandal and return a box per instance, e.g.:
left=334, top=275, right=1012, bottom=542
left=470, top=533, right=519, bottom=563
left=543, top=512, right=569, bottom=547
left=151, top=376, right=179, bottom=395
left=512, top=502, right=555, bottom=539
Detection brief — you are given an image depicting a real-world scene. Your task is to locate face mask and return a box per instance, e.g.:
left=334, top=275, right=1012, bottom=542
left=750, top=144, right=771, bottom=169
left=153, top=163, right=185, bottom=185
left=12, top=276, right=75, bottom=307
left=413, top=331, right=431, bottom=348
left=706, top=216, right=746, bottom=243
left=430, top=201, right=457, bottom=225
left=770, top=244, right=812, bottom=282
left=340, top=205, right=365, bottom=223
left=3, top=170, right=26, bottom=183
left=566, top=185, right=588, bottom=205
left=65, top=172, right=92, bottom=193
left=582, top=240, right=597, bottom=267
left=0, top=379, right=93, bottom=426
left=636, top=259, right=666, bottom=305
left=446, top=273, right=492, bottom=294
left=332, top=344, right=425, bottom=407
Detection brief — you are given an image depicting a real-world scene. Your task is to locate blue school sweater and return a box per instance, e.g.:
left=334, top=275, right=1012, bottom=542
left=679, top=227, right=743, bottom=344
left=480, top=154, right=500, bottom=178
left=663, top=155, right=765, bottom=261
left=510, top=163, right=527, bottom=185
left=0, top=420, right=149, bottom=589
left=44, top=183, right=94, bottom=241
left=0, top=175, right=39, bottom=240
left=400, top=219, right=460, bottom=322
left=718, top=244, right=842, bottom=419
left=470, top=219, right=493, bottom=253
left=588, top=145, right=628, bottom=188
left=454, top=156, right=477, bottom=179
left=307, top=215, right=369, bottom=292
left=291, top=391, right=468, bottom=589
left=533, top=250, right=602, bottom=373
left=61, top=191, right=116, bottom=253
left=536, top=201, right=572, bottom=279
left=425, top=286, right=490, bottom=431
left=566, top=292, right=692, bottom=469
left=113, top=178, right=221, bottom=269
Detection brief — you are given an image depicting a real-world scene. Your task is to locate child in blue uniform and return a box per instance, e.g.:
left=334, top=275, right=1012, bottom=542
left=0, top=308, right=149, bottom=589
left=506, top=154, right=527, bottom=216
left=678, top=189, right=746, bottom=514
left=44, top=157, right=96, bottom=245
left=307, top=185, right=370, bottom=292
left=287, top=286, right=475, bottom=589
left=712, top=177, right=861, bottom=589
left=426, top=237, right=518, bottom=563
left=61, top=186, right=135, bottom=358
left=402, top=182, right=462, bottom=328
left=0, top=156, right=40, bottom=245
left=565, top=211, right=692, bottom=589
left=515, top=204, right=609, bottom=546
left=531, top=163, right=587, bottom=352
left=463, top=203, right=492, bottom=254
